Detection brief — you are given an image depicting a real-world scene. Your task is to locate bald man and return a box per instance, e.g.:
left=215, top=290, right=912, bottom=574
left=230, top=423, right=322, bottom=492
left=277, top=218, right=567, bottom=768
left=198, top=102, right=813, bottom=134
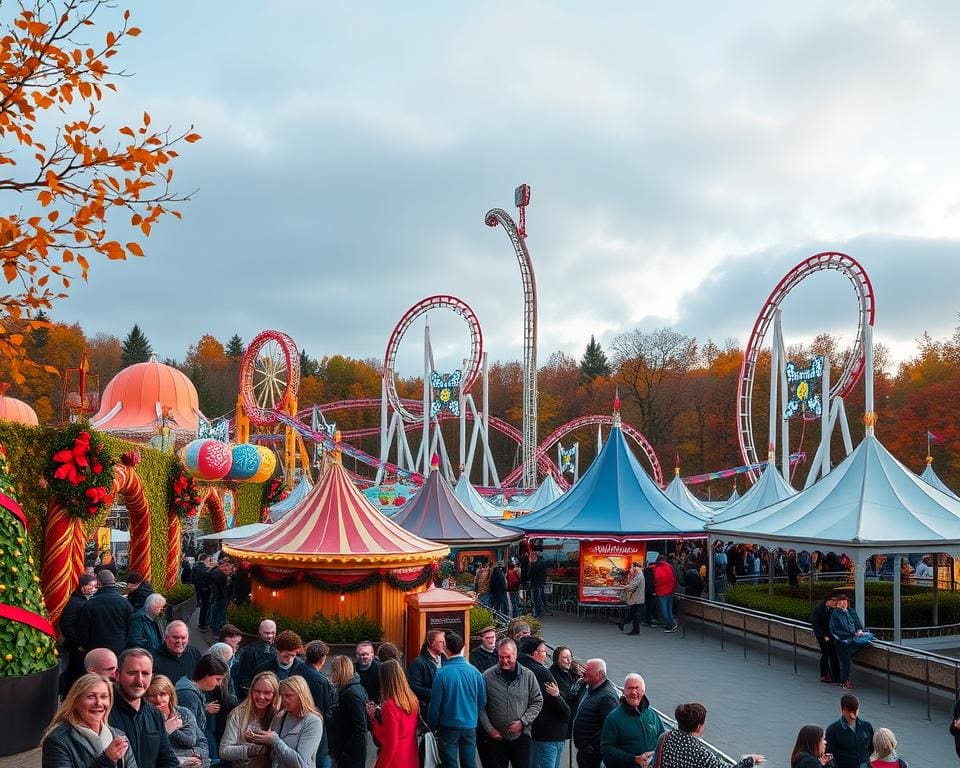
left=84, top=648, right=119, bottom=681
left=151, top=620, right=202, bottom=682
left=235, top=619, right=277, bottom=700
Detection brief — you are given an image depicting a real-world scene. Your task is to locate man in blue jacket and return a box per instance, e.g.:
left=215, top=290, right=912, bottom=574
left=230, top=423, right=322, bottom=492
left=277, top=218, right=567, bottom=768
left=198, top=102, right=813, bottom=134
left=429, top=631, right=486, bottom=768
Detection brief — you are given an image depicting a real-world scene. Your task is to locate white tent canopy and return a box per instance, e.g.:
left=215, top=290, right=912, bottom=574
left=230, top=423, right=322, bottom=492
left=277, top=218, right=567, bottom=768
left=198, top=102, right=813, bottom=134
left=199, top=523, right=270, bottom=541
left=710, top=463, right=796, bottom=524
left=707, top=435, right=960, bottom=630
left=453, top=475, right=502, bottom=518
left=919, top=460, right=960, bottom=501
left=269, top=474, right=313, bottom=522
left=663, top=472, right=712, bottom=519
left=521, top=474, right=565, bottom=512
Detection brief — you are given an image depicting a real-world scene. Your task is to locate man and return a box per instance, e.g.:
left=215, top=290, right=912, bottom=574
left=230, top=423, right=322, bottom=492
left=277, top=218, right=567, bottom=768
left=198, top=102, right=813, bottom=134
left=84, top=647, right=119, bottom=680
left=76, top=570, right=133, bottom=657
left=528, top=552, right=549, bottom=618
left=652, top=555, right=678, bottom=633
left=124, top=570, right=154, bottom=612
left=509, top=622, right=531, bottom=642
left=470, top=625, right=498, bottom=672
left=109, top=648, right=179, bottom=768
left=192, top=554, right=212, bottom=629
left=572, top=659, right=619, bottom=768
left=218, top=623, right=244, bottom=657
left=355, top=640, right=381, bottom=702
left=408, top=628, right=446, bottom=709
left=683, top=560, right=704, bottom=598
left=915, top=555, right=934, bottom=584
left=207, top=557, right=232, bottom=635
left=811, top=592, right=842, bottom=684
left=474, top=562, right=492, bottom=606
left=825, top=693, right=874, bottom=768
left=253, top=629, right=309, bottom=680
left=305, top=640, right=337, bottom=768
left=642, top=561, right=658, bottom=626
left=59, top=573, right=97, bottom=694
left=126, top=592, right=166, bottom=651
left=600, top=674, right=664, bottom=768
left=517, top=636, right=569, bottom=768
left=151, top=620, right=202, bottom=683
left=234, top=619, right=277, bottom=700
left=489, top=561, right=510, bottom=616
left=478, top=638, right=543, bottom=768
left=428, top=631, right=486, bottom=768
left=617, top=563, right=644, bottom=635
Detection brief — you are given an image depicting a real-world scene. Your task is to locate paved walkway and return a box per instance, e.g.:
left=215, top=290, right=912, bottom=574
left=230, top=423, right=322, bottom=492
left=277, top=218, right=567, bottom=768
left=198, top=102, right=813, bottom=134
left=541, top=611, right=958, bottom=766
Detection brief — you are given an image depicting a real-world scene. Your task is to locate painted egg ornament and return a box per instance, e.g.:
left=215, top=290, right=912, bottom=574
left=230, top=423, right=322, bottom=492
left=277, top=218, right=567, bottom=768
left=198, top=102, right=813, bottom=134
left=183, top=439, right=233, bottom=480
left=227, top=443, right=261, bottom=481
left=248, top=446, right=277, bottom=483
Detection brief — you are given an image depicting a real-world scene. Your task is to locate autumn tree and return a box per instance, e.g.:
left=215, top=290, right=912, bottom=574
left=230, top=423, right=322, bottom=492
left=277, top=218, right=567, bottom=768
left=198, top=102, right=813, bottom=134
left=225, top=334, right=244, bottom=357
left=579, top=334, right=611, bottom=385
left=0, top=1, right=199, bottom=381
left=120, top=323, right=151, bottom=366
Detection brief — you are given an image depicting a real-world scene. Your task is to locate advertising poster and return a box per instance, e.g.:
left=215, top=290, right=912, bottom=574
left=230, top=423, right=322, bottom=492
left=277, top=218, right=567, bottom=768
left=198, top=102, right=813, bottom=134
left=579, top=539, right=646, bottom=604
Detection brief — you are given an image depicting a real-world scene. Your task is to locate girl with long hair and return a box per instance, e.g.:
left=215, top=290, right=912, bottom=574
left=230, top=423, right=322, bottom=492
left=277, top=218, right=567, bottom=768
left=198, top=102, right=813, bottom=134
left=366, top=660, right=419, bottom=768
left=41, top=673, right=133, bottom=767
left=790, top=724, right=834, bottom=767
left=245, top=676, right=323, bottom=768
left=146, top=674, right=209, bottom=768
left=220, top=671, right=280, bottom=768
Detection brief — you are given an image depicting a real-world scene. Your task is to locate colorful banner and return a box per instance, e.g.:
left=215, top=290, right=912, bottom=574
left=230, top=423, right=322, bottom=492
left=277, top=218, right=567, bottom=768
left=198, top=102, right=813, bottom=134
left=784, top=355, right=824, bottom=419
left=579, top=539, right=646, bottom=604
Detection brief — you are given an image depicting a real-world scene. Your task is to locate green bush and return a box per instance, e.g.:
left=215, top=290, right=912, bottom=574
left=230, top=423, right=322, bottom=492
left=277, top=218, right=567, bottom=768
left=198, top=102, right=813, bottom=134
left=726, top=582, right=960, bottom=627
left=227, top=603, right=383, bottom=643
left=161, top=583, right=195, bottom=605
left=456, top=572, right=475, bottom=587
left=470, top=606, right=495, bottom=633
left=510, top=614, right=543, bottom=637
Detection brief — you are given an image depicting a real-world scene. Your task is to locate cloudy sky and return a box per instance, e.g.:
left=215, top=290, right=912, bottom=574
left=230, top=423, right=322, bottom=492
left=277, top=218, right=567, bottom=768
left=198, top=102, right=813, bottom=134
left=47, top=1, right=960, bottom=376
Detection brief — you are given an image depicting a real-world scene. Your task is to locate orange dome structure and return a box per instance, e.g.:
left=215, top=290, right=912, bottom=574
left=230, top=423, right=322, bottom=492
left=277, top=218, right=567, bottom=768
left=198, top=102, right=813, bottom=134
left=91, top=356, right=204, bottom=438
left=0, top=391, right=38, bottom=425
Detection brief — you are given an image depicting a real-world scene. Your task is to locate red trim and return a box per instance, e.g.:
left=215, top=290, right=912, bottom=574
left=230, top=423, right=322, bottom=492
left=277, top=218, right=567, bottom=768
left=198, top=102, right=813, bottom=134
left=0, top=493, right=27, bottom=529
left=0, top=602, right=56, bottom=637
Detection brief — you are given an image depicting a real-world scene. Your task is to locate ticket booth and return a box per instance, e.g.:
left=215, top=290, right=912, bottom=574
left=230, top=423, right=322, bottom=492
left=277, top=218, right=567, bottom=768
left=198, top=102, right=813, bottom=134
left=405, top=585, right=475, bottom=665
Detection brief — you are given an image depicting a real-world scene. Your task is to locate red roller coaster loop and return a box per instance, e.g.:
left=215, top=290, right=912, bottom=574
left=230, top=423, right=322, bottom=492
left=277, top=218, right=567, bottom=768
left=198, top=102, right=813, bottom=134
left=240, top=330, right=301, bottom=427
left=736, top=252, right=875, bottom=482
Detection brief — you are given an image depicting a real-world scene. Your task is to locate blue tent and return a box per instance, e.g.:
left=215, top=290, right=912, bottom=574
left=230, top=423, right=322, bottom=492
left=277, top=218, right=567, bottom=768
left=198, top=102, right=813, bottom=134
left=919, top=459, right=960, bottom=501
left=268, top=474, right=313, bottom=522
left=709, top=462, right=796, bottom=524
left=663, top=472, right=712, bottom=519
left=502, top=424, right=707, bottom=539
left=519, top=473, right=565, bottom=512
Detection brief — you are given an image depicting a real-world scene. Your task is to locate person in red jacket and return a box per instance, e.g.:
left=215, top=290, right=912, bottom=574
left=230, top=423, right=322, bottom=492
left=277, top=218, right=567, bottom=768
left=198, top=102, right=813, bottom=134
left=653, top=556, right=678, bottom=633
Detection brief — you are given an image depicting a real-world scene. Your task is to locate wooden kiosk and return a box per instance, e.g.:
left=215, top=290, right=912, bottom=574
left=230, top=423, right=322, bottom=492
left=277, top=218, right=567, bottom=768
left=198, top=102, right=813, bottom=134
left=404, top=585, right=476, bottom=665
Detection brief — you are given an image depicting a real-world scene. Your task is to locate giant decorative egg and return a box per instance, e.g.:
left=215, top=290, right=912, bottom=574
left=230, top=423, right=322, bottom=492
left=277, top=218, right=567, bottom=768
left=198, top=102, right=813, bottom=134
left=183, top=439, right=233, bottom=480
left=249, top=446, right=277, bottom=483
left=227, top=443, right=261, bottom=481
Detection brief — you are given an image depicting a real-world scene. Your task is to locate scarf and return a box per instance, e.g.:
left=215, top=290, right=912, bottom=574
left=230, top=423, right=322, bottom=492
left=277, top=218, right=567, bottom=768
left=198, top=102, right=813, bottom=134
left=73, top=721, right=114, bottom=758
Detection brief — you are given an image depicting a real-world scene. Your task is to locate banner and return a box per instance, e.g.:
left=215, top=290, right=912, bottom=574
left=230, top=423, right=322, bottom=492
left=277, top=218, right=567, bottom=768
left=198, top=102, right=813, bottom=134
left=784, top=355, right=824, bottom=419
left=579, top=539, right=646, bottom=604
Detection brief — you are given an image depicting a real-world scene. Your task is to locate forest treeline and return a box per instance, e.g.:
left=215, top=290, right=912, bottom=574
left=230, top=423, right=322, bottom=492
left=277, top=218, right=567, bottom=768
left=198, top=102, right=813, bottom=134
left=3, top=319, right=958, bottom=497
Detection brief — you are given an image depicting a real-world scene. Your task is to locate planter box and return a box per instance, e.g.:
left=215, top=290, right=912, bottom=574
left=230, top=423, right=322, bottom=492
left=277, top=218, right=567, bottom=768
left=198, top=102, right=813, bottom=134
left=166, top=594, right=197, bottom=624
left=0, top=664, right=59, bottom=757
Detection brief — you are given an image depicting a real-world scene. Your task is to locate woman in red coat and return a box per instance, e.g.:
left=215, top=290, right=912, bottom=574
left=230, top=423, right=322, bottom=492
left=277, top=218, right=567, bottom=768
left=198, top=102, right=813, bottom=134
left=366, top=659, right=419, bottom=768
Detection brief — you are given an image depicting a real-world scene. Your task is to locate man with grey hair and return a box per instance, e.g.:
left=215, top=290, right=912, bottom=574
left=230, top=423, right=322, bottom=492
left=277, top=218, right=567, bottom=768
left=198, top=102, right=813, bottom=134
left=572, top=658, right=619, bottom=768
left=356, top=639, right=381, bottom=702
left=479, top=638, right=543, bottom=768
left=151, top=619, right=202, bottom=682
left=126, top=592, right=166, bottom=651
left=235, top=618, right=277, bottom=699
left=84, top=647, right=119, bottom=680
left=600, top=674, right=664, bottom=768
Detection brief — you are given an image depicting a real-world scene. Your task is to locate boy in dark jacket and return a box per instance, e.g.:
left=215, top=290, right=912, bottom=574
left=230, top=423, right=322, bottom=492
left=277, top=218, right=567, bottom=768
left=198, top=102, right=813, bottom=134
left=518, top=636, right=570, bottom=768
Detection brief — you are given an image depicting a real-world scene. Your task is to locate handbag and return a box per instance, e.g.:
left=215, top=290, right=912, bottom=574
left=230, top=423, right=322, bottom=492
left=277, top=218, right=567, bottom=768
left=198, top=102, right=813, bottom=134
left=653, top=731, right=670, bottom=768
left=417, top=713, right=441, bottom=768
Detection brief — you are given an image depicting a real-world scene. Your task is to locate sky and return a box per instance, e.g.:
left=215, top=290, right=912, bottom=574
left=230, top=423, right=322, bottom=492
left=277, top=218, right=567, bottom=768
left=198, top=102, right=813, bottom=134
left=42, top=1, right=960, bottom=377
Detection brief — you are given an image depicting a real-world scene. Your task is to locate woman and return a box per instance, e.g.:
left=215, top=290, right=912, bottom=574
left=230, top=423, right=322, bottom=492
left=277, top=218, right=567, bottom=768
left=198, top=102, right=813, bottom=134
left=145, top=674, right=209, bottom=768
left=220, top=671, right=280, bottom=768
left=41, top=672, right=134, bottom=768
left=175, top=655, right=229, bottom=764
left=245, top=675, right=323, bottom=768
left=376, top=642, right=400, bottom=663
left=790, top=724, right=834, bottom=768
left=656, top=703, right=764, bottom=768
left=329, top=655, right=368, bottom=768
left=867, top=728, right=906, bottom=767
left=550, top=646, right=581, bottom=738
left=828, top=594, right=867, bottom=690
left=365, top=660, right=418, bottom=768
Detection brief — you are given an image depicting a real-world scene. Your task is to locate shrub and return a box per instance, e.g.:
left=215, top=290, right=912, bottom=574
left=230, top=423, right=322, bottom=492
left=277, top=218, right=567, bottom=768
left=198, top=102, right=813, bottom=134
left=509, top=614, right=543, bottom=637
left=161, top=583, right=195, bottom=605
left=470, top=606, right=496, bottom=633
left=227, top=604, right=383, bottom=643
left=456, top=572, right=476, bottom=587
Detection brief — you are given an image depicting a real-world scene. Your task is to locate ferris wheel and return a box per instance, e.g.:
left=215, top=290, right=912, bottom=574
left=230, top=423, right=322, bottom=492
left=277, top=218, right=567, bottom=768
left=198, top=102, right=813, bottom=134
left=240, top=330, right=301, bottom=427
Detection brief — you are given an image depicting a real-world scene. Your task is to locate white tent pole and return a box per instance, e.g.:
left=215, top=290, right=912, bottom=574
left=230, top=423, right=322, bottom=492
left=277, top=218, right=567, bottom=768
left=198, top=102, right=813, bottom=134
left=893, top=554, right=902, bottom=645
left=934, top=553, right=939, bottom=626
left=459, top=358, right=467, bottom=477
left=708, top=534, right=716, bottom=601
left=855, top=553, right=866, bottom=625
left=865, top=322, right=875, bottom=436
left=768, top=309, right=781, bottom=462
left=422, top=320, right=432, bottom=475
left=775, top=315, right=790, bottom=482
left=836, top=398, right=853, bottom=455
left=820, top=354, right=831, bottom=479
left=465, top=396, right=482, bottom=481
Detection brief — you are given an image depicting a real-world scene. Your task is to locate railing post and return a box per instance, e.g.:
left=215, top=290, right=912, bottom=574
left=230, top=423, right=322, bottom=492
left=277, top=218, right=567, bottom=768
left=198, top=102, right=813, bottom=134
left=743, top=615, right=748, bottom=659
left=767, top=618, right=771, bottom=666
left=720, top=605, right=725, bottom=651
left=886, top=646, right=891, bottom=706
left=926, top=656, right=931, bottom=720
left=792, top=625, right=797, bottom=674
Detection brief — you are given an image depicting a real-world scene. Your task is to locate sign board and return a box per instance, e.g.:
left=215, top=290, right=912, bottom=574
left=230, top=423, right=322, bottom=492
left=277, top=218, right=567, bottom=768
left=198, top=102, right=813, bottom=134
left=425, top=610, right=466, bottom=643
left=579, top=539, right=646, bottom=604
left=784, top=356, right=824, bottom=419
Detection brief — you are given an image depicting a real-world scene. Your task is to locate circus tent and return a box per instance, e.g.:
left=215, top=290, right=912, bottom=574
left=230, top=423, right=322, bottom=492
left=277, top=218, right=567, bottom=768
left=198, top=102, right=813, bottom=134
left=663, top=470, right=712, bottom=519
left=520, top=473, right=565, bottom=512
left=393, top=461, right=522, bottom=546
left=268, top=474, right=313, bottom=522
left=728, top=487, right=740, bottom=502
left=707, top=435, right=960, bottom=626
left=919, top=458, right=960, bottom=501
left=502, top=419, right=707, bottom=540
left=453, top=475, right=502, bottom=518
left=709, top=462, right=797, bottom=524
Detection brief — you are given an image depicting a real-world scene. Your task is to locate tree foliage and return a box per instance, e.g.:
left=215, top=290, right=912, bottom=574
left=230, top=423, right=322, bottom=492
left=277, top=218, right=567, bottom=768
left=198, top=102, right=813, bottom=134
left=120, top=322, right=151, bottom=367
left=579, top=334, right=611, bottom=384
left=0, top=0, right=199, bottom=381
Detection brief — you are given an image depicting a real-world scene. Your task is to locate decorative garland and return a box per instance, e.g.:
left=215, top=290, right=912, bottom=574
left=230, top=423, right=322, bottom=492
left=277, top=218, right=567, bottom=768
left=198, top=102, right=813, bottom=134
left=169, top=459, right=201, bottom=519
left=45, top=424, right=116, bottom=519
left=247, top=561, right=438, bottom=593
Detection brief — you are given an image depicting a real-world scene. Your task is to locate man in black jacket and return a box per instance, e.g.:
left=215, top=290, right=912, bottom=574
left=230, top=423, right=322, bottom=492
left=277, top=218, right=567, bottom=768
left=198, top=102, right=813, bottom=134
left=518, top=636, right=570, bottom=768
left=572, top=658, right=619, bottom=768
left=192, top=554, right=211, bottom=629
left=58, top=573, right=97, bottom=695
left=76, top=570, right=132, bottom=657
left=109, top=648, right=178, bottom=768
left=150, top=620, right=202, bottom=683
left=811, top=593, right=842, bottom=684
left=470, top=625, right=498, bottom=672
left=124, top=570, right=153, bottom=612
left=355, top=640, right=381, bottom=702
left=825, top=694, right=874, bottom=768
left=528, top=552, right=549, bottom=618
left=489, top=562, right=510, bottom=616
left=407, top=629, right=446, bottom=709
left=234, top=619, right=277, bottom=700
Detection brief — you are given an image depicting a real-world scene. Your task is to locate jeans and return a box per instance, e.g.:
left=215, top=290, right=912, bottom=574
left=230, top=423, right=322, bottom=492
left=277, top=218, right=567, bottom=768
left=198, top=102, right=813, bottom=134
left=488, top=734, right=530, bottom=768
left=316, top=755, right=332, bottom=768
left=210, top=597, right=229, bottom=635
left=491, top=593, right=509, bottom=615
left=530, top=740, right=564, bottom=768
left=532, top=585, right=546, bottom=617
left=657, top=595, right=675, bottom=629
left=836, top=640, right=863, bottom=681
left=437, top=726, right=477, bottom=768
left=508, top=592, right=520, bottom=618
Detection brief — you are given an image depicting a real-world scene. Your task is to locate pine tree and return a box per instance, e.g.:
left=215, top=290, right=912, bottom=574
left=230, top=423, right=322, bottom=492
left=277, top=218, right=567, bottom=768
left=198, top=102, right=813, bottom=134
left=225, top=334, right=245, bottom=357
left=120, top=324, right=153, bottom=367
left=300, top=349, right=319, bottom=378
left=580, top=335, right=611, bottom=384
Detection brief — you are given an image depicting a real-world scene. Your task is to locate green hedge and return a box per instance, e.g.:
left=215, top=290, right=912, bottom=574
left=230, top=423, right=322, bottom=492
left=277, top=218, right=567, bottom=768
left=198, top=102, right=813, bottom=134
left=725, top=582, right=960, bottom=627
left=227, top=603, right=383, bottom=644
